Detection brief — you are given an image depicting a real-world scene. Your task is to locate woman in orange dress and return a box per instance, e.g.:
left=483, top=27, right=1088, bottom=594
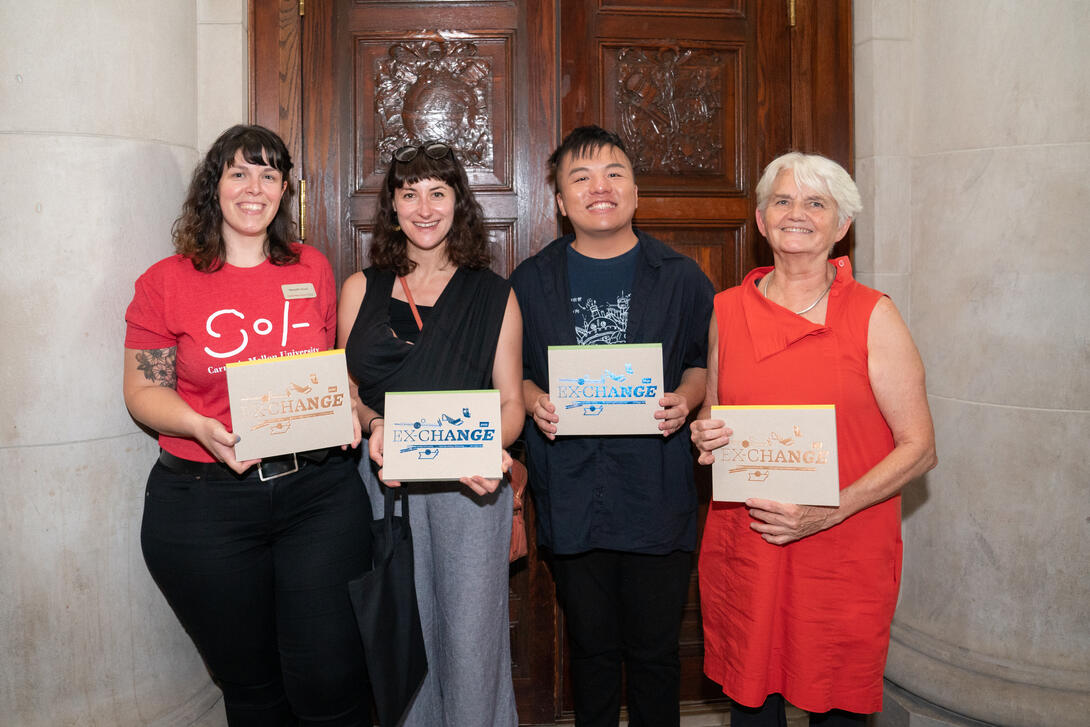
left=691, top=152, right=937, bottom=726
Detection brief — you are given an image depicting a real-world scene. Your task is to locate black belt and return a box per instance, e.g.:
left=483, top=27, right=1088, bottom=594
left=158, top=447, right=338, bottom=482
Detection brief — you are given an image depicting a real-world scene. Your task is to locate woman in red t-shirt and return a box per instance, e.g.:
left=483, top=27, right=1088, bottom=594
left=123, top=125, right=372, bottom=726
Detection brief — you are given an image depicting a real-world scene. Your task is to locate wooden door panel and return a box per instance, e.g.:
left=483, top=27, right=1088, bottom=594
left=605, top=43, right=746, bottom=194
left=356, top=36, right=514, bottom=191
left=637, top=223, right=746, bottom=295
left=600, top=0, right=744, bottom=13
left=339, top=30, right=518, bottom=272
left=301, top=0, right=536, bottom=285
left=561, top=0, right=756, bottom=300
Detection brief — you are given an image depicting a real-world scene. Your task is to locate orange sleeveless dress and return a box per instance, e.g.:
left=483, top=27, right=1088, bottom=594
left=699, top=257, right=900, bottom=714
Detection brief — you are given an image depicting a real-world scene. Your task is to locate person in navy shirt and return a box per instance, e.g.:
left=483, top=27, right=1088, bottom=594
left=511, top=126, right=714, bottom=727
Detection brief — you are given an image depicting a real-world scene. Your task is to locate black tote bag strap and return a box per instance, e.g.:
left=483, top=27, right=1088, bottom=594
left=382, top=485, right=408, bottom=550
left=349, top=481, right=426, bottom=726
left=383, top=484, right=408, bottom=518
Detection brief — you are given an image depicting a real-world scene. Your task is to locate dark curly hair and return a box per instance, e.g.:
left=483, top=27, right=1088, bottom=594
left=547, top=125, right=630, bottom=192
left=172, top=124, right=298, bottom=272
left=369, top=144, right=491, bottom=275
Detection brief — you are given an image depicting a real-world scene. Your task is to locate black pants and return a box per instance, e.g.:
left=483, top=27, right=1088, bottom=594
left=731, top=693, right=868, bottom=727
left=549, top=548, right=692, bottom=727
left=141, top=452, right=372, bottom=726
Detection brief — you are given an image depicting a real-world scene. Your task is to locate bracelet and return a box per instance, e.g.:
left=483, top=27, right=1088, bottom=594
left=367, top=415, right=384, bottom=434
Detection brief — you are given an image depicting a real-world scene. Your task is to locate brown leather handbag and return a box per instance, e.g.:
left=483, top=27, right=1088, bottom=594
left=508, top=459, right=529, bottom=562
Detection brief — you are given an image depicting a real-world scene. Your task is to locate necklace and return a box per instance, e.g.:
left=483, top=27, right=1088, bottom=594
left=763, top=266, right=835, bottom=315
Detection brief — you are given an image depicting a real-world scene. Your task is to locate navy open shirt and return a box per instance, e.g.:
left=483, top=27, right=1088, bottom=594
left=510, top=230, right=715, bottom=555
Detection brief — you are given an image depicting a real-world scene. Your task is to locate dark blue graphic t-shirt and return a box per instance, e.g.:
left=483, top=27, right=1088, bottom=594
left=567, top=242, right=639, bottom=345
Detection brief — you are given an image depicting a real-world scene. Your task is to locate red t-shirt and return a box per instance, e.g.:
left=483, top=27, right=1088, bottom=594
left=125, top=244, right=336, bottom=461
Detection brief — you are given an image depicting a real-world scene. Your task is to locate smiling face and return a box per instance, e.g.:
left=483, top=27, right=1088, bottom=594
left=554, top=144, right=639, bottom=242
left=756, top=169, right=852, bottom=258
left=393, top=177, right=456, bottom=254
left=217, top=149, right=287, bottom=248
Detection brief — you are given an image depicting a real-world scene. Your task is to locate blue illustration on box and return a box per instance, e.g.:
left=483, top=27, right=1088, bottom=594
left=556, top=364, right=658, bottom=416
left=391, top=406, right=497, bottom=459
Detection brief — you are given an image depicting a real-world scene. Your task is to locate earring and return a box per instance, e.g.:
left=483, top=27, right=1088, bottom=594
left=393, top=224, right=401, bottom=232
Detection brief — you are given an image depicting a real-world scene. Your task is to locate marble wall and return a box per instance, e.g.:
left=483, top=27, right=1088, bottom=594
left=0, top=1, right=246, bottom=724
left=197, top=0, right=249, bottom=151
left=854, top=1, right=1090, bottom=725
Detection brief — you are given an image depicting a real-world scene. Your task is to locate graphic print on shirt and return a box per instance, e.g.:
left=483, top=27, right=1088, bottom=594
left=185, top=287, right=329, bottom=380
left=572, top=291, right=630, bottom=345
left=204, top=300, right=313, bottom=359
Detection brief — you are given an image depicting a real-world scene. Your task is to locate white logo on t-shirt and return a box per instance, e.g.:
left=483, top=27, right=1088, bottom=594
left=204, top=301, right=311, bottom=358
left=572, top=292, right=630, bottom=345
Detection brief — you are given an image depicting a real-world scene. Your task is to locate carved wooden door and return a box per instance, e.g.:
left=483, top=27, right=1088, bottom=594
left=291, top=1, right=557, bottom=283
left=252, top=1, right=852, bottom=723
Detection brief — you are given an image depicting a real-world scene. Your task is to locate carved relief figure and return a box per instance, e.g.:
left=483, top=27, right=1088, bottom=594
left=374, top=39, right=493, bottom=169
left=616, top=46, right=724, bottom=174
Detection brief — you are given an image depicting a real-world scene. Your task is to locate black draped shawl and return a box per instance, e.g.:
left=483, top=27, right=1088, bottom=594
left=344, top=266, right=510, bottom=414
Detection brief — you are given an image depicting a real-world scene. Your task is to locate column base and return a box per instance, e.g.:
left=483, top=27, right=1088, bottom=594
left=876, top=680, right=995, bottom=727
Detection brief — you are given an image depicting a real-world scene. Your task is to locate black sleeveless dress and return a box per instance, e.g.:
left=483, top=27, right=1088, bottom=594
left=343, top=265, right=519, bottom=725
left=344, top=266, right=510, bottom=412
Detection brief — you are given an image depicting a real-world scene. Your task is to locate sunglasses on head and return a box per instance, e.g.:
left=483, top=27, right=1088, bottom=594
left=393, top=141, right=452, bottom=163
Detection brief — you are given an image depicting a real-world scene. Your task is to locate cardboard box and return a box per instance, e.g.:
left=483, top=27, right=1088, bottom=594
left=381, top=390, right=503, bottom=481
left=711, top=405, right=840, bottom=505
left=548, top=343, right=663, bottom=436
left=226, top=350, right=354, bottom=461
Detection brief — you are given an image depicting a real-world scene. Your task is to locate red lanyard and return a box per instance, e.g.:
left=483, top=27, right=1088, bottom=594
left=398, top=276, right=424, bottom=331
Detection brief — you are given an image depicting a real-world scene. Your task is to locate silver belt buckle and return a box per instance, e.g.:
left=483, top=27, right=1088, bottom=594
left=258, top=452, right=299, bottom=482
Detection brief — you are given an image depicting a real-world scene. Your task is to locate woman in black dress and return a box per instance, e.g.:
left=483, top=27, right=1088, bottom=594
left=337, top=141, right=523, bottom=726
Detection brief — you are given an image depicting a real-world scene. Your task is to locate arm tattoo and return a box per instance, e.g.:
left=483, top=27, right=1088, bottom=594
left=135, top=347, right=177, bottom=388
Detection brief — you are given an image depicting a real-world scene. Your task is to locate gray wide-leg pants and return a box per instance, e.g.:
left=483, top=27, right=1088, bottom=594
left=359, top=451, right=518, bottom=727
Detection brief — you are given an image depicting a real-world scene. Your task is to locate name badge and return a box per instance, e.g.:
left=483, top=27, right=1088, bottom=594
left=282, top=283, right=317, bottom=300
